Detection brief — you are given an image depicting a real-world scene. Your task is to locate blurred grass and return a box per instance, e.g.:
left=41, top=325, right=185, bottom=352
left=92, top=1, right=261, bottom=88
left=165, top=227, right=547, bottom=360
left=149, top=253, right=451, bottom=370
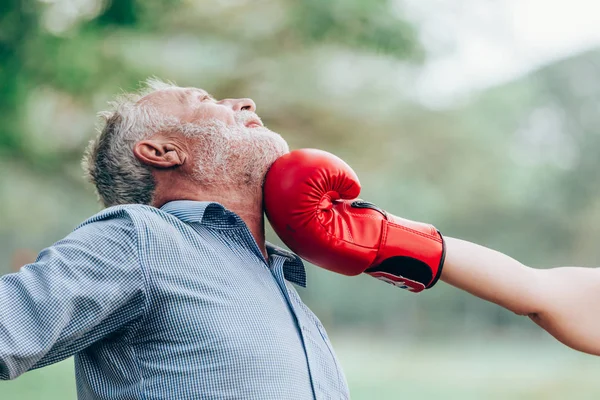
left=2, top=334, right=599, bottom=399
left=0, top=359, right=76, bottom=399
left=335, top=334, right=600, bottom=400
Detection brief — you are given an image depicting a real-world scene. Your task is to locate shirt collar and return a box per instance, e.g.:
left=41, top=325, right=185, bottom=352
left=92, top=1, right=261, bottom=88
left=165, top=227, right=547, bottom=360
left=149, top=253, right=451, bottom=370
left=160, top=200, right=243, bottom=227
left=266, top=243, right=307, bottom=288
left=160, top=200, right=210, bottom=223
left=161, top=200, right=307, bottom=287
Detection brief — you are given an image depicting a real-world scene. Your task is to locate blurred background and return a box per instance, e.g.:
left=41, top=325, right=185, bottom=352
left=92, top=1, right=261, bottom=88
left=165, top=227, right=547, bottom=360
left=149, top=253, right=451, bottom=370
left=2, top=0, right=600, bottom=398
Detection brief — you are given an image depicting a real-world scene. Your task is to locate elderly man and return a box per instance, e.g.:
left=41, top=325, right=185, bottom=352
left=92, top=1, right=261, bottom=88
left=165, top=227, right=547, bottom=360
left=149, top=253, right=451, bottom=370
left=0, top=79, right=349, bottom=399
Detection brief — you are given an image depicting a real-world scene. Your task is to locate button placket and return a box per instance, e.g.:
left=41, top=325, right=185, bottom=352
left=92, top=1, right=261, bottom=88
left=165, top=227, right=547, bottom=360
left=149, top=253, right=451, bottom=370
left=271, top=258, right=320, bottom=399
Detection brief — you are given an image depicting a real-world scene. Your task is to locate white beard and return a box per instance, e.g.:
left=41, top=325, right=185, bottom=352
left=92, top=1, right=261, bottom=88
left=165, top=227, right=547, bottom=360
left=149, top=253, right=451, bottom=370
left=182, top=112, right=289, bottom=191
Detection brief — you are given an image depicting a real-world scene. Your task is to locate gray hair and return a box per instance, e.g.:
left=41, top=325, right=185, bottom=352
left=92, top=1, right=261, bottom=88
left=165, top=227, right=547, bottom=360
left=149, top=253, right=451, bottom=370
left=83, top=78, right=179, bottom=207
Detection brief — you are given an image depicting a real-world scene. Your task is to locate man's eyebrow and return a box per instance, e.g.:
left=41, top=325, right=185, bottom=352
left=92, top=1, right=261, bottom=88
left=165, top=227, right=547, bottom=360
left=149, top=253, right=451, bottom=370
left=202, top=90, right=216, bottom=100
left=190, top=89, right=215, bottom=101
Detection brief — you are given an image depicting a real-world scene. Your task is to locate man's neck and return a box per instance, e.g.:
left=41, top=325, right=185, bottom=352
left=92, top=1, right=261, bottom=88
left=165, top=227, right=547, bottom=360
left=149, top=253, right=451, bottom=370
left=153, top=185, right=268, bottom=259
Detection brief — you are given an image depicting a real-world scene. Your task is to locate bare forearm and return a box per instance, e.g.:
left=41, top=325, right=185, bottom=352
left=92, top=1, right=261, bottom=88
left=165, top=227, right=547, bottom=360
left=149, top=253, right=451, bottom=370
left=440, top=237, right=542, bottom=315
left=440, top=237, right=600, bottom=355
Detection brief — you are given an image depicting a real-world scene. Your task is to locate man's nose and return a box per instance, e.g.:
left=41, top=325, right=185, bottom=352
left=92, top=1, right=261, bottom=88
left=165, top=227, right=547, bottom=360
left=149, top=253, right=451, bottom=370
left=220, top=98, right=256, bottom=112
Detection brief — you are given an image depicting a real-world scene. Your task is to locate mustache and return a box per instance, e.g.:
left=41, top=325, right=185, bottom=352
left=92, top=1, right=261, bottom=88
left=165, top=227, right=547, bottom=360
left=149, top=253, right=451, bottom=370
left=234, top=110, right=263, bottom=126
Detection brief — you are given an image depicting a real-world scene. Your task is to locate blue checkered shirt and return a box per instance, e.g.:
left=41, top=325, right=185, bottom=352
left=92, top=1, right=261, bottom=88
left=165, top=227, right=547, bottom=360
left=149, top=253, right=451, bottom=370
left=0, top=201, right=350, bottom=399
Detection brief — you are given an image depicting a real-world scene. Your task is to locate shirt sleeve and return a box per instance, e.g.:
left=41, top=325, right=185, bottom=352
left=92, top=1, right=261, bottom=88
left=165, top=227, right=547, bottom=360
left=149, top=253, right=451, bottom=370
left=0, top=211, right=147, bottom=380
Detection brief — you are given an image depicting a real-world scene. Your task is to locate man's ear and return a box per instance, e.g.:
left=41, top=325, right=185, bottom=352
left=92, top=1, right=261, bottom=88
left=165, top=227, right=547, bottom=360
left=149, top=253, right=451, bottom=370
left=133, top=139, right=186, bottom=169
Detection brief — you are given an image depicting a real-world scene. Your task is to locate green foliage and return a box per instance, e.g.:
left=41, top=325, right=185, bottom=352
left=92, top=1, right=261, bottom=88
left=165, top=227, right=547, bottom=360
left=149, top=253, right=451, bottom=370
left=96, top=0, right=139, bottom=26
left=291, top=0, right=422, bottom=59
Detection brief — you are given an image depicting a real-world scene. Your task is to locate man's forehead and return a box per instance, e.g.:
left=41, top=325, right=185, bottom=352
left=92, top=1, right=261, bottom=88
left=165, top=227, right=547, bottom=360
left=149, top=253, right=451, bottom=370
left=179, top=87, right=210, bottom=96
left=138, top=87, right=209, bottom=105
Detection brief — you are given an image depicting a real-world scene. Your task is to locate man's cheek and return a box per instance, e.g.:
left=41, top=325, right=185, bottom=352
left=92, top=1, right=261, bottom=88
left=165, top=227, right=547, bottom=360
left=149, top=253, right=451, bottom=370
left=190, top=107, right=235, bottom=126
left=217, top=109, right=236, bottom=127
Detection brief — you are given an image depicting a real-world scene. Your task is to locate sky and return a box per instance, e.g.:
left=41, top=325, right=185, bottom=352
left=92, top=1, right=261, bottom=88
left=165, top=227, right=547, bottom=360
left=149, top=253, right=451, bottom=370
left=405, top=0, right=600, bottom=107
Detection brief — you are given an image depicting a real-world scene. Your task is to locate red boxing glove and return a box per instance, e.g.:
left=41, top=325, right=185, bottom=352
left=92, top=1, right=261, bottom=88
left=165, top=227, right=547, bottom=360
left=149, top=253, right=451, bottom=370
left=264, top=149, right=445, bottom=293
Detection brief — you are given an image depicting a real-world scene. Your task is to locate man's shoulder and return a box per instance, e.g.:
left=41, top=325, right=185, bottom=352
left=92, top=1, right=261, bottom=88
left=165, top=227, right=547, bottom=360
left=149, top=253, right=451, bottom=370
left=74, top=204, right=177, bottom=235
left=74, top=204, right=184, bottom=239
left=47, top=206, right=158, bottom=256
left=75, top=204, right=147, bottom=228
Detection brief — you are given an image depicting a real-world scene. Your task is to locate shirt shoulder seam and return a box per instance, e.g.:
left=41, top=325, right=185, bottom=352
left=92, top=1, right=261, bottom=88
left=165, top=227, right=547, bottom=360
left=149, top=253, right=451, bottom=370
left=120, top=208, right=154, bottom=330
left=77, top=206, right=153, bottom=330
